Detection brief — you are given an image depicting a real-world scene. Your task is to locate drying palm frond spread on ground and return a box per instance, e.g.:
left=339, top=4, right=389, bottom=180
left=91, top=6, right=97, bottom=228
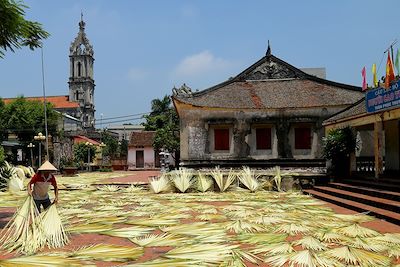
left=0, top=169, right=399, bottom=266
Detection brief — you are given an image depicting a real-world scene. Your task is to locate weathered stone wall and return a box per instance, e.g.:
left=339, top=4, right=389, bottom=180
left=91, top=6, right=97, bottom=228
left=179, top=106, right=347, bottom=162
left=52, top=136, right=74, bottom=169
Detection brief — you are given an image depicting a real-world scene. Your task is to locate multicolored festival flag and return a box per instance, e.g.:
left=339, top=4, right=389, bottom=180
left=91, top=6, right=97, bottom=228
left=395, top=48, right=400, bottom=76
left=361, top=66, right=367, bottom=90
left=385, top=51, right=395, bottom=88
left=372, top=63, right=378, bottom=87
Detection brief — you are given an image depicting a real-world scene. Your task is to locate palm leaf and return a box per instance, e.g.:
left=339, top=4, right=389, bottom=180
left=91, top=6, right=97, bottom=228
left=126, top=258, right=204, bottom=266
left=224, top=220, right=266, bottom=233
left=196, top=172, right=213, bottom=192
left=221, top=249, right=262, bottom=267
left=149, top=175, right=171, bottom=193
left=336, top=223, right=381, bottom=238
left=130, top=233, right=187, bottom=247
left=348, top=237, right=388, bottom=252
left=289, top=250, right=336, bottom=267
left=275, top=223, right=311, bottom=235
left=161, top=222, right=224, bottom=236
left=264, top=252, right=291, bottom=267
left=0, top=255, right=82, bottom=267
left=164, top=243, right=238, bottom=264
left=40, top=204, right=69, bottom=248
left=67, top=223, right=113, bottom=233
left=101, top=225, right=153, bottom=238
left=252, top=242, right=294, bottom=255
left=0, top=195, right=46, bottom=254
left=196, top=214, right=226, bottom=221
left=126, top=217, right=179, bottom=227
left=293, top=236, right=327, bottom=251
left=173, top=168, right=193, bottom=193
left=236, top=233, right=287, bottom=244
left=238, top=166, right=261, bottom=192
left=70, top=243, right=143, bottom=262
left=324, top=246, right=391, bottom=266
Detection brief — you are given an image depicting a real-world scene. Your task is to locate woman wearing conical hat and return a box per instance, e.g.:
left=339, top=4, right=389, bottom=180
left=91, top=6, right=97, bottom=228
left=27, top=161, right=59, bottom=212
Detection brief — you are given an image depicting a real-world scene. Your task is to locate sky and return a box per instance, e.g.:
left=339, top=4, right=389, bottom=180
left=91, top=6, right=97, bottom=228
left=0, top=0, right=399, bottom=127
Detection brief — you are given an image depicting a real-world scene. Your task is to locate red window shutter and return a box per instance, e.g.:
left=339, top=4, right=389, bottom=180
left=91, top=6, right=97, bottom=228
left=215, top=128, right=230, bottom=150
left=256, top=128, right=271, bottom=149
left=295, top=128, right=311, bottom=149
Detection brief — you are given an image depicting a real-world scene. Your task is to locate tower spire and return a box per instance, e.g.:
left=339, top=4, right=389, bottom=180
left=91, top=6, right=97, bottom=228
left=79, top=11, right=85, bottom=31
left=266, top=40, right=271, bottom=56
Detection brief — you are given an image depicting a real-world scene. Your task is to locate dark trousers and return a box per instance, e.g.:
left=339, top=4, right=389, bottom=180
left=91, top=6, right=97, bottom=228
left=34, top=198, right=51, bottom=212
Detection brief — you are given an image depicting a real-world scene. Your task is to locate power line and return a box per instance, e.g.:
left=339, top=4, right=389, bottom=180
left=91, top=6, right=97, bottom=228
left=94, top=117, right=145, bottom=125
left=95, top=112, right=150, bottom=122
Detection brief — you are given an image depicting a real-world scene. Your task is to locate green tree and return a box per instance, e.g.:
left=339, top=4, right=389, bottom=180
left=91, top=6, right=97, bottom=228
left=2, top=96, right=59, bottom=142
left=101, top=131, right=119, bottom=158
left=0, top=0, right=49, bottom=58
left=323, top=126, right=358, bottom=177
left=73, top=143, right=96, bottom=166
left=142, top=95, right=180, bottom=159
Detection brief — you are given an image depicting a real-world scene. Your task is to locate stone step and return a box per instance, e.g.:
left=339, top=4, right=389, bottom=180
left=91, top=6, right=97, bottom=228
left=304, top=189, right=400, bottom=225
left=340, top=178, right=400, bottom=192
left=312, top=186, right=400, bottom=213
left=329, top=182, right=400, bottom=202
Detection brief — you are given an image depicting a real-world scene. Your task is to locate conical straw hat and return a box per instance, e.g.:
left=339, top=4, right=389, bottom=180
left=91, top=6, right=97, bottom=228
left=38, top=160, right=58, bottom=171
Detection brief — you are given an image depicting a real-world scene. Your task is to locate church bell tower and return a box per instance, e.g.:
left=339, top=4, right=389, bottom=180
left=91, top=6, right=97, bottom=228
left=68, top=15, right=95, bottom=129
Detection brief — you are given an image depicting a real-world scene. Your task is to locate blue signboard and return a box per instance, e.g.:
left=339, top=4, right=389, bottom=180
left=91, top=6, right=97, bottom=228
left=366, top=80, right=400, bottom=113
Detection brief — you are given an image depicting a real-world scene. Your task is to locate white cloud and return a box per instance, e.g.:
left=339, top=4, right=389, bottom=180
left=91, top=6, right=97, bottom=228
left=174, top=50, right=233, bottom=78
left=127, top=68, right=148, bottom=81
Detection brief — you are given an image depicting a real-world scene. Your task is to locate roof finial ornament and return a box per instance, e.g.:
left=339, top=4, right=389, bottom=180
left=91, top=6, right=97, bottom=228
left=79, top=11, right=85, bottom=31
left=266, top=40, right=271, bottom=56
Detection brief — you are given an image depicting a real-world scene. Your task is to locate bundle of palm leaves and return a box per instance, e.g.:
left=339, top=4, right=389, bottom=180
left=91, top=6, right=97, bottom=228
left=0, top=195, right=46, bottom=254
left=40, top=204, right=69, bottom=248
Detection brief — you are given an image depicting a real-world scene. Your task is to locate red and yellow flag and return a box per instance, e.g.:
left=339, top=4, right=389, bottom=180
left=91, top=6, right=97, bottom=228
left=385, top=51, right=395, bottom=88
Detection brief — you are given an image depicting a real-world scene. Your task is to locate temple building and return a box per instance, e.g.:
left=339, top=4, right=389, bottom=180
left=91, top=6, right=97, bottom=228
left=172, top=46, right=364, bottom=168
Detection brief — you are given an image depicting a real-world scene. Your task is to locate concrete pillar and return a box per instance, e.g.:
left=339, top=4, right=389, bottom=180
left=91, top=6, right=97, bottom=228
left=374, top=119, right=384, bottom=178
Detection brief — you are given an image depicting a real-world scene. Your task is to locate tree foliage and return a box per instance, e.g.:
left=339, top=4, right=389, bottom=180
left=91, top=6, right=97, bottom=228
left=0, top=0, right=49, bottom=58
left=323, top=126, right=358, bottom=177
left=142, top=95, right=179, bottom=157
left=73, top=142, right=96, bottom=165
left=101, top=131, right=119, bottom=158
left=0, top=97, right=59, bottom=143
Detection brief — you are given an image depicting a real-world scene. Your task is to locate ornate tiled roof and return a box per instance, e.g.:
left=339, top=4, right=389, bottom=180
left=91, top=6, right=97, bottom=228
left=323, top=97, right=366, bottom=124
left=3, top=95, right=79, bottom=109
left=173, top=53, right=364, bottom=109
left=129, top=131, right=156, bottom=147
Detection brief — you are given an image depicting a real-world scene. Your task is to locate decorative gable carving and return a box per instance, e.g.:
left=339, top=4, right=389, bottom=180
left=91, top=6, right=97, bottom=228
left=236, top=56, right=306, bottom=81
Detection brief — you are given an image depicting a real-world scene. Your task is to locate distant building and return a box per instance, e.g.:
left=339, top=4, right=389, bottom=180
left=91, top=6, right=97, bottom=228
left=173, top=46, right=363, bottom=168
left=127, top=131, right=160, bottom=169
left=106, top=124, right=145, bottom=141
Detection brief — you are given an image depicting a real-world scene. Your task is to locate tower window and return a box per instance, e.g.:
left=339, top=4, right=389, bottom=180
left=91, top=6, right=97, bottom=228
left=77, top=62, right=82, bottom=77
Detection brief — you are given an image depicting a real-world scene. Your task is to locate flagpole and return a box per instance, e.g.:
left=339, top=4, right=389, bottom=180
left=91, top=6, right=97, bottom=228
left=41, top=46, right=49, bottom=160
